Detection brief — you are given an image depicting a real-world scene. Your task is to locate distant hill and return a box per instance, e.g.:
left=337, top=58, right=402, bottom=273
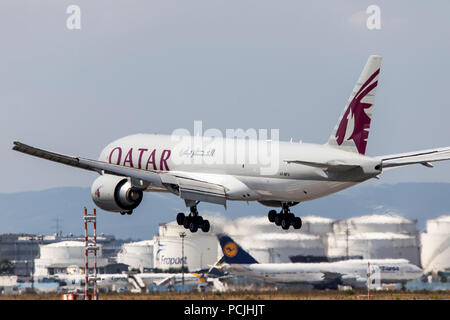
left=1, top=183, right=450, bottom=239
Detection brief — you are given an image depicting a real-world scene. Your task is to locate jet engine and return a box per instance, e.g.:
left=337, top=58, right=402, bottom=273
left=91, top=174, right=143, bottom=214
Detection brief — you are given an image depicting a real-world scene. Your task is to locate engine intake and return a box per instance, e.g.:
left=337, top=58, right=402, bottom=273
left=91, top=174, right=143, bottom=212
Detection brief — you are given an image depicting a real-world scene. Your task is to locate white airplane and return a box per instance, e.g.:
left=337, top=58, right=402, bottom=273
left=217, top=234, right=423, bottom=289
left=51, top=272, right=204, bottom=290
left=12, top=55, right=450, bottom=233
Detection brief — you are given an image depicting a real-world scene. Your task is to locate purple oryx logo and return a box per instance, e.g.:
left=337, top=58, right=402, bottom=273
left=94, top=186, right=102, bottom=198
left=335, top=68, right=380, bottom=155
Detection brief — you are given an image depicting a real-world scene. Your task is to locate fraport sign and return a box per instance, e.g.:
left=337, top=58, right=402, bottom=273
left=160, top=255, right=187, bottom=266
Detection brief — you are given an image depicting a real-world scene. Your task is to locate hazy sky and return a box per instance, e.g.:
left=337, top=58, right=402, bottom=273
left=2, top=1, right=450, bottom=193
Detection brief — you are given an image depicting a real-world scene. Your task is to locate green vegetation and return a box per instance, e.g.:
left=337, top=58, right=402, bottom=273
left=344, top=289, right=355, bottom=295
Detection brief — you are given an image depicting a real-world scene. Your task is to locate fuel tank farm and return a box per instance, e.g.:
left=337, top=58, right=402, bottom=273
left=328, top=214, right=421, bottom=265
left=116, top=213, right=424, bottom=272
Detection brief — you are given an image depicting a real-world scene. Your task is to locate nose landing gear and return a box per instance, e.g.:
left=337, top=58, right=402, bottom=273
left=268, top=203, right=302, bottom=230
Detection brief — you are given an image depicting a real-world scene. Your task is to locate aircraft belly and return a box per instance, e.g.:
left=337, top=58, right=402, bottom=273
left=239, top=177, right=357, bottom=202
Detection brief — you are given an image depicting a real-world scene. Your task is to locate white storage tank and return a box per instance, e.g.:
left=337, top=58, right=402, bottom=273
left=221, top=216, right=283, bottom=236
left=327, top=232, right=420, bottom=265
left=301, top=216, right=335, bottom=235
left=421, top=216, right=450, bottom=273
left=34, top=241, right=108, bottom=276
left=333, top=214, right=417, bottom=234
left=154, top=221, right=218, bottom=271
left=117, top=240, right=154, bottom=272
left=236, top=233, right=327, bottom=263
left=221, top=215, right=334, bottom=236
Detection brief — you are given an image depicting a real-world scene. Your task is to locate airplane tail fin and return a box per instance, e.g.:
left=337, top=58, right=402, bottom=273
left=217, top=234, right=258, bottom=264
left=326, top=55, right=382, bottom=155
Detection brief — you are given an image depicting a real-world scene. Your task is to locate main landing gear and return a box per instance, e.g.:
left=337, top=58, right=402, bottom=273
left=268, top=202, right=302, bottom=230
left=176, top=203, right=210, bottom=233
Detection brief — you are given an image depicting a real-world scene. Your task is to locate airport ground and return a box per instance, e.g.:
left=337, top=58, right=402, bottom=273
left=1, top=289, right=449, bottom=300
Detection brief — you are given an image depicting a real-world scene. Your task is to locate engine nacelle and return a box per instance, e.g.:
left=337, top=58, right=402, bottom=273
left=91, top=174, right=143, bottom=213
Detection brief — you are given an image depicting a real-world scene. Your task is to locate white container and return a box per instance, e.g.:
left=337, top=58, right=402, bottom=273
left=117, top=240, right=154, bottom=271
left=420, top=216, right=450, bottom=273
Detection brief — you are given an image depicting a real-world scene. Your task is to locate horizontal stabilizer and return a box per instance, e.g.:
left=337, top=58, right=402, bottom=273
left=378, top=147, right=450, bottom=169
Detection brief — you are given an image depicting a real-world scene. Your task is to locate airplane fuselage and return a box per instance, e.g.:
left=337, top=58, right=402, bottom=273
left=226, top=259, right=423, bottom=286
left=98, top=134, right=382, bottom=203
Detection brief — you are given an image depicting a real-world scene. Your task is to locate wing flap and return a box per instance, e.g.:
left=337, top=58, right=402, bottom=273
left=177, top=177, right=226, bottom=206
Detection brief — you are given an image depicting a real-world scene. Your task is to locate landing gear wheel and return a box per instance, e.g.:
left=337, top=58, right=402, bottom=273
left=274, top=215, right=282, bottom=226
left=183, top=216, right=191, bottom=229
left=126, top=211, right=133, bottom=215
left=281, top=217, right=291, bottom=230
left=201, top=220, right=210, bottom=233
left=120, top=212, right=126, bottom=215
left=268, top=210, right=277, bottom=223
left=189, top=221, right=198, bottom=233
left=293, top=217, right=302, bottom=229
left=176, top=212, right=185, bottom=225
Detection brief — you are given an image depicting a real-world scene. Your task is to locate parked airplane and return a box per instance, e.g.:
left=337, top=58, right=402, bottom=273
left=217, top=234, right=423, bottom=289
left=12, top=55, right=450, bottom=233
left=51, top=272, right=206, bottom=292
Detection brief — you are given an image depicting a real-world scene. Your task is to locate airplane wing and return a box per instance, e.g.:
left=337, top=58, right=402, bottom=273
left=12, top=141, right=226, bottom=205
left=320, top=271, right=369, bottom=288
left=320, top=271, right=343, bottom=281
left=13, top=141, right=164, bottom=185
left=13, top=141, right=99, bottom=172
left=378, top=146, right=450, bottom=169
left=155, top=275, right=175, bottom=286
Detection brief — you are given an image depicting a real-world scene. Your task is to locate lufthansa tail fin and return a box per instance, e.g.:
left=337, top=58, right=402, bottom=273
left=217, top=234, right=258, bottom=264
left=326, top=55, right=382, bottom=155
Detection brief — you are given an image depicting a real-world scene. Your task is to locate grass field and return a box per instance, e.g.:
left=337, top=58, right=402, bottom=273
left=1, top=290, right=449, bottom=300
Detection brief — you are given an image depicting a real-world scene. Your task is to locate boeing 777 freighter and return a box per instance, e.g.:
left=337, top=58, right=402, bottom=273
left=217, top=234, right=423, bottom=289
left=12, top=56, right=450, bottom=233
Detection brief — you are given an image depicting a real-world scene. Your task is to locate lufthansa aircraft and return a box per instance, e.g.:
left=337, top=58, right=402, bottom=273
left=12, top=56, right=450, bottom=233
left=217, top=234, right=423, bottom=289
